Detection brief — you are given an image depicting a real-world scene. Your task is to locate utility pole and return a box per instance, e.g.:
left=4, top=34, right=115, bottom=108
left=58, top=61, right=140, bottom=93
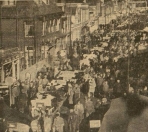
left=16, top=2, right=18, bottom=48
left=127, top=5, right=132, bottom=91
left=0, top=2, right=2, bottom=48
left=70, top=7, right=72, bottom=48
left=33, top=6, right=37, bottom=64
left=34, top=18, right=37, bottom=64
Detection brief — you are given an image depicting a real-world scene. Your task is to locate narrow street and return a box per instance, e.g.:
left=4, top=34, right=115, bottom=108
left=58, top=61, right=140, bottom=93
left=1, top=0, right=148, bottom=132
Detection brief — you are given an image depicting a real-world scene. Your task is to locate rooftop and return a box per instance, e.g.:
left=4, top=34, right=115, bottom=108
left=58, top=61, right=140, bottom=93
left=1, top=1, right=63, bottom=19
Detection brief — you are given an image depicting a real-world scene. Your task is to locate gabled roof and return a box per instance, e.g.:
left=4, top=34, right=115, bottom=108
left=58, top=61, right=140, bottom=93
left=1, top=1, right=63, bottom=19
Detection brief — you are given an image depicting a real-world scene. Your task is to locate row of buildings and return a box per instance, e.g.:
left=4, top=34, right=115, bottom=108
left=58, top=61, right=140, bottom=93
left=0, top=0, right=128, bottom=82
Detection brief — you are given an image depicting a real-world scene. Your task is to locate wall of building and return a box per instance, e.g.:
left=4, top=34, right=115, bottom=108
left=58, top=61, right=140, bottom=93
left=1, top=19, right=17, bottom=48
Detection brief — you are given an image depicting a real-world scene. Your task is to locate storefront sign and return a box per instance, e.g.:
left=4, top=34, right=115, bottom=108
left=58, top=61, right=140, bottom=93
left=90, top=120, right=101, bottom=128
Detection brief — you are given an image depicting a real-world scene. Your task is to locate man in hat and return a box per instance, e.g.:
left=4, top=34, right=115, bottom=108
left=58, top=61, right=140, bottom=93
left=53, top=112, right=64, bottom=132
left=74, top=100, right=84, bottom=125
left=42, top=75, right=49, bottom=89
left=11, top=81, right=20, bottom=105
left=68, top=109, right=79, bottom=132
left=74, top=84, right=81, bottom=104
left=17, top=88, right=27, bottom=113
left=44, top=109, right=53, bottom=132
left=113, top=79, right=123, bottom=98
left=85, top=97, right=95, bottom=117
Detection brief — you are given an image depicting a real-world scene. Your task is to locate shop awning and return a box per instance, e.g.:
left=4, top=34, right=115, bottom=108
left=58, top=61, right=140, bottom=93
left=43, top=31, right=67, bottom=40
left=117, top=24, right=125, bottom=28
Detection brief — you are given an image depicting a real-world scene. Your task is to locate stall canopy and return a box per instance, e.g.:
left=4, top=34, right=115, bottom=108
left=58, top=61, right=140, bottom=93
left=143, top=27, right=148, bottom=32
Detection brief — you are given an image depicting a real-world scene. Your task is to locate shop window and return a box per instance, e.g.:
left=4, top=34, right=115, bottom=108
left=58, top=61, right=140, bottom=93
left=2, top=0, right=16, bottom=6
left=4, top=63, right=12, bottom=79
left=24, top=21, right=34, bottom=37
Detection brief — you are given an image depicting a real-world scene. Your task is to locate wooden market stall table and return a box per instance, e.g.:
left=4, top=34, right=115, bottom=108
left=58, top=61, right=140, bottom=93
left=31, top=93, right=55, bottom=117
left=57, top=71, right=76, bottom=80
left=8, top=122, right=30, bottom=132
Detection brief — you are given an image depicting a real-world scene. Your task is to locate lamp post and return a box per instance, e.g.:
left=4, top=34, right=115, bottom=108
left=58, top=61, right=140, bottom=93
left=127, top=5, right=133, bottom=91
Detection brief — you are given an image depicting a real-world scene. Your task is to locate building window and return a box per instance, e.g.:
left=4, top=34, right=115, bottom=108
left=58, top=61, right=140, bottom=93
left=42, top=21, right=47, bottom=36
left=24, top=21, right=34, bottom=37
left=2, top=0, right=16, bottom=6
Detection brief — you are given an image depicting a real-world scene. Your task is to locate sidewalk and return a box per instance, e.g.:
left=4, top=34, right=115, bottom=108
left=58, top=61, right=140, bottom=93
left=19, top=60, right=49, bottom=81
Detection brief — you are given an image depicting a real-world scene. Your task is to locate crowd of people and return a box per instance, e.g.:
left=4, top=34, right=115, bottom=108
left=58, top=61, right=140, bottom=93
left=3, top=13, right=148, bottom=132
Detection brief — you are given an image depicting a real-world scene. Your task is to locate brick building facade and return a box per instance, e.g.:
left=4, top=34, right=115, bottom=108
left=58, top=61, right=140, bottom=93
left=0, top=0, right=65, bottom=82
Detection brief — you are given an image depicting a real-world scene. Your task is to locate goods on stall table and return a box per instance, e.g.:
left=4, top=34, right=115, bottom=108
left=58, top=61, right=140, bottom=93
left=50, top=80, right=58, bottom=85
left=74, top=70, right=82, bottom=73
left=83, top=54, right=97, bottom=60
left=55, top=84, right=64, bottom=90
left=101, top=42, right=108, bottom=47
left=69, top=79, right=77, bottom=83
left=56, top=80, right=67, bottom=85
left=8, top=122, right=30, bottom=132
left=31, top=94, right=55, bottom=108
left=57, top=71, right=76, bottom=79
left=91, top=47, right=104, bottom=52
left=138, top=45, right=147, bottom=50
left=103, top=37, right=111, bottom=40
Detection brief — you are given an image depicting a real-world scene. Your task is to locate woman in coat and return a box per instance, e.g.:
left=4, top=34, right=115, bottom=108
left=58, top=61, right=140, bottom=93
left=85, top=97, right=95, bottom=117
left=74, top=100, right=84, bottom=125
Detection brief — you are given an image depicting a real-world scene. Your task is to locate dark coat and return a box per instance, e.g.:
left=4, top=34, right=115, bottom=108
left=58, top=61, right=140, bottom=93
left=99, top=95, right=148, bottom=132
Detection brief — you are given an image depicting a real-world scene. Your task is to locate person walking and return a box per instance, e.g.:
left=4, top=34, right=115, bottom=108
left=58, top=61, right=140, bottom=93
left=85, top=97, right=95, bottom=117
left=74, top=100, right=84, bottom=125
left=53, top=112, right=64, bottom=132
left=68, top=109, right=79, bottom=132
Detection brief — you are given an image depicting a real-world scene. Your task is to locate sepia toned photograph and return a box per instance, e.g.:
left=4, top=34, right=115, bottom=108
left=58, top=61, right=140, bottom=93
left=0, top=0, right=148, bottom=132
